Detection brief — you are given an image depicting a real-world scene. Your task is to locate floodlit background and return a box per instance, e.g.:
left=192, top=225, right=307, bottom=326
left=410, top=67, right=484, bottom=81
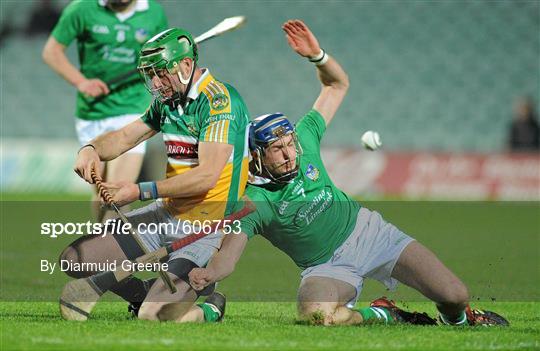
left=1, top=0, right=539, bottom=198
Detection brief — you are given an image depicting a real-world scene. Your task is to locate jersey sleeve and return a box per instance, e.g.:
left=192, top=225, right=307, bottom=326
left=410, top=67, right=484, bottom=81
left=199, top=84, right=244, bottom=145
left=238, top=208, right=262, bottom=239
left=233, top=191, right=274, bottom=240
left=51, top=1, right=85, bottom=46
left=295, top=109, right=327, bottom=153
left=140, top=100, right=162, bottom=131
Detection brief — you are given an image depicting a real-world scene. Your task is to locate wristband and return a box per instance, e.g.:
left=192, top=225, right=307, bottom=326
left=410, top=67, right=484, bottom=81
left=78, top=144, right=96, bottom=154
left=308, top=49, right=329, bottom=66
left=138, top=181, right=158, bottom=201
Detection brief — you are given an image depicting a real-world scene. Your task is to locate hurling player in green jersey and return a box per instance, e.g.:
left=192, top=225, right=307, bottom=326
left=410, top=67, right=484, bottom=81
left=43, top=0, right=168, bottom=221
left=189, top=20, right=509, bottom=327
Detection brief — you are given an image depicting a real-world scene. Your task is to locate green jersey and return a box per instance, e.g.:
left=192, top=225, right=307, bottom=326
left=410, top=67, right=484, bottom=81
left=239, top=110, right=361, bottom=269
left=51, top=0, right=168, bottom=120
left=141, top=70, right=250, bottom=222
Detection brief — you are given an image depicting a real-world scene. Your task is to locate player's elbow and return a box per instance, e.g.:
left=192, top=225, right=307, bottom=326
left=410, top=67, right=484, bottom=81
left=207, top=174, right=220, bottom=191
left=199, top=169, right=221, bottom=193
left=324, top=74, right=349, bottom=98
left=336, top=73, right=350, bottom=92
left=42, top=37, right=66, bottom=66
left=43, top=48, right=63, bottom=68
left=42, top=45, right=53, bottom=65
left=42, top=39, right=57, bottom=64
left=196, top=175, right=217, bottom=194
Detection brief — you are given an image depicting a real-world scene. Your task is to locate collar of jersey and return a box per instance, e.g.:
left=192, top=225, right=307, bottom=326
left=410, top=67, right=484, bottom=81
left=98, top=0, right=149, bottom=21
left=186, top=68, right=214, bottom=101
left=248, top=173, right=272, bottom=185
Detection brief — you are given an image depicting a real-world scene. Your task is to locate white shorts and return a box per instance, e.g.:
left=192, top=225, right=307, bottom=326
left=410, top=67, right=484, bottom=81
left=124, top=201, right=223, bottom=267
left=300, top=207, right=415, bottom=306
left=75, top=114, right=146, bottom=154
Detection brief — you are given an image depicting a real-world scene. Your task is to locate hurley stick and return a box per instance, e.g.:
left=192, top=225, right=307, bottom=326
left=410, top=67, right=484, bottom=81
left=59, top=197, right=255, bottom=321
left=90, top=168, right=177, bottom=294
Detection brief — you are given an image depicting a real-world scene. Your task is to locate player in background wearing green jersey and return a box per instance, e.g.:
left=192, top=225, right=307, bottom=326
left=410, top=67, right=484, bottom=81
left=43, top=0, right=168, bottom=221
left=188, top=20, right=509, bottom=327
left=66, top=27, right=250, bottom=322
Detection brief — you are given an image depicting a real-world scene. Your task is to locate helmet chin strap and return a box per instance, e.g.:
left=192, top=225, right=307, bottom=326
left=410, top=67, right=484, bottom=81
left=266, top=166, right=298, bottom=184
left=168, top=64, right=195, bottom=109
left=258, top=153, right=299, bottom=184
left=177, top=64, right=194, bottom=85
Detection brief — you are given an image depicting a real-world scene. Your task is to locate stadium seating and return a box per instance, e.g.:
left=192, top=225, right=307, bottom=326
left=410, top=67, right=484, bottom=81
left=1, top=0, right=538, bottom=151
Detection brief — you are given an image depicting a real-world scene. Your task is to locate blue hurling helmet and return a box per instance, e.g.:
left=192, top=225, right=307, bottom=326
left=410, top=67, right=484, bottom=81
left=249, top=113, right=303, bottom=184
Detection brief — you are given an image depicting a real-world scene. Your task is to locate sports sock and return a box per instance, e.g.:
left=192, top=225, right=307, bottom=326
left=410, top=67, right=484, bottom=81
left=439, top=310, right=468, bottom=326
left=355, top=306, right=395, bottom=324
left=110, top=277, right=155, bottom=303
left=88, top=272, right=151, bottom=303
left=197, top=302, right=221, bottom=322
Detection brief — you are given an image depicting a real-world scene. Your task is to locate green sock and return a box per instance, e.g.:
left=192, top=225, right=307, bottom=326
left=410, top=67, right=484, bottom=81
left=356, top=306, right=395, bottom=324
left=197, top=303, right=221, bottom=323
left=440, top=310, right=467, bottom=326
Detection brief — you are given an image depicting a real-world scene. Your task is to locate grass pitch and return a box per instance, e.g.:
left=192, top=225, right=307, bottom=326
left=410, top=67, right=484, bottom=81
left=1, top=302, right=538, bottom=350
left=1, top=195, right=539, bottom=350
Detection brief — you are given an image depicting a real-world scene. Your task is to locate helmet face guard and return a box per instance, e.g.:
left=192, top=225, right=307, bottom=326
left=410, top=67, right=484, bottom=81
left=249, top=113, right=303, bottom=184
left=137, top=28, right=198, bottom=108
left=139, top=64, right=187, bottom=108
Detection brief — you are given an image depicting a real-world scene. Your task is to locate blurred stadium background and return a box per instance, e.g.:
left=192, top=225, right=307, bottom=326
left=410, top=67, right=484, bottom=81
left=1, top=0, right=539, bottom=199
left=1, top=0, right=539, bottom=320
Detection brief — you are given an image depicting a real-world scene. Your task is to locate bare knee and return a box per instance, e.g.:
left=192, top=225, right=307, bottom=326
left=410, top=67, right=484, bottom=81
left=59, top=245, right=83, bottom=278
left=138, top=302, right=161, bottom=321
left=297, top=301, right=336, bottom=325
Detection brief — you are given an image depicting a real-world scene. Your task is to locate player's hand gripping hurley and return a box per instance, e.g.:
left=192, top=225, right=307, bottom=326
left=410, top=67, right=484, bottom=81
left=59, top=186, right=255, bottom=321
left=91, top=168, right=177, bottom=294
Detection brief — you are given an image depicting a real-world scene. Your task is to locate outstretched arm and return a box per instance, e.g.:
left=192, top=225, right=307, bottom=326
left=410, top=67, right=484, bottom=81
left=189, top=233, right=249, bottom=290
left=283, top=20, right=349, bottom=126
